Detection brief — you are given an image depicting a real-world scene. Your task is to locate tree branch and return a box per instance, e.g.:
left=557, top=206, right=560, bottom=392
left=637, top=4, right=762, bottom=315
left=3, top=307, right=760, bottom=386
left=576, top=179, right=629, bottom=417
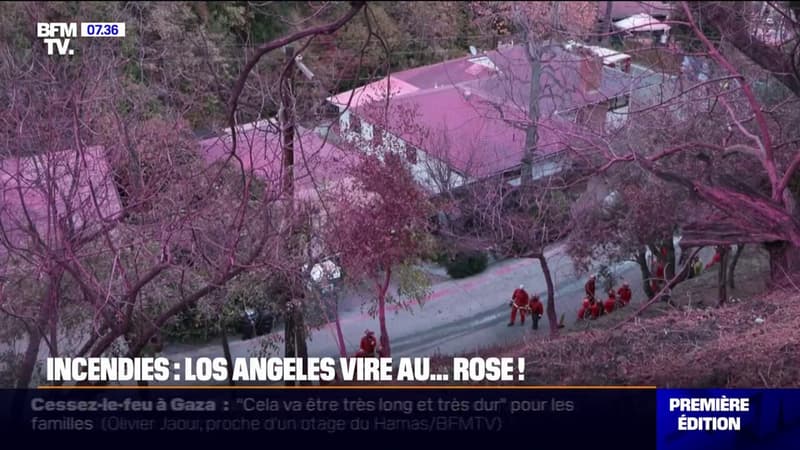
left=701, top=1, right=800, bottom=99
left=611, top=248, right=701, bottom=330
left=638, top=157, right=800, bottom=246
left=682, top=2, right=780, bottom=200
left=226, top=2, right=366, bottom=141
left=777, top=150, right=800, bottom=196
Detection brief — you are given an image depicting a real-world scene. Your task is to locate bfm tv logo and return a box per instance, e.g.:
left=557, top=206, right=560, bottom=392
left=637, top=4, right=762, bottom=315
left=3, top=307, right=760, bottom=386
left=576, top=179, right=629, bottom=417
left=37, top=22, right=126, bottom=55
left=38, top=22, right=77, bottom=55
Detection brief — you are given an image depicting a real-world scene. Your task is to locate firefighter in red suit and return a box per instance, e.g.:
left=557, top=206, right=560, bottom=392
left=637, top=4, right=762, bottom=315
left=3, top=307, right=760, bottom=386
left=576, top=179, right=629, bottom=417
left=577, top=297, right=592, bottom=320
left=356, top=330, right=377, bottom=357
left=584, top=275, right=597, bottom=302
left=529, top=294, right=544, bottom=330
left=706, top=248, right=723, bottom=270
left=651, top=261, right=665, bottom=293
left=589, top=298, right=602, bottom=319
left=618, top=282, right=632, bottom=307
left=604, top=289, right=616, bottom=314
left=508, top=284, right=530, bottom=326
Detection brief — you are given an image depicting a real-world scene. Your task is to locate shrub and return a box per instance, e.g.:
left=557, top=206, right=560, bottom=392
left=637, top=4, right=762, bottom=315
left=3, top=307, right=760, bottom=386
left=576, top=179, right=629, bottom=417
left=444, top=251, right=488, bottom=279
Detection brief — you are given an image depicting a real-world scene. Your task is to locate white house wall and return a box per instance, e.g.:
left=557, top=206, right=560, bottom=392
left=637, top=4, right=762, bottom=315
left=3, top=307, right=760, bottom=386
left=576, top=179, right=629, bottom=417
left=507, top=157, right=568, bottom=186
left=339, top=109, right=351, bottom=138
left=606, top=104, right=629, bottom=132
left=337, top=111, right=466, bottom=193
left=361, top=122, right=373, bottom=141
left=532, top=160, right=565, bottom=180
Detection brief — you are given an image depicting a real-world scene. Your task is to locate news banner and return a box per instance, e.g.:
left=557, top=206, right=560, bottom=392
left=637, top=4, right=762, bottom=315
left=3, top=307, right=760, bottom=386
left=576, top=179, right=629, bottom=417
left=0, top=357, right=798, bottom=449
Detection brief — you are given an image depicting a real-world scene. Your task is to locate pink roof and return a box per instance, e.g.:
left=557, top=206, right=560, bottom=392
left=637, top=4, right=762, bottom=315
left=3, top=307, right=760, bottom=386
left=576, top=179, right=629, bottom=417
left=337, top=43, right=632, bottom=114
left=334, top=43, right=629, bottom=179
left=464, top=44, right=621, bottom=116
left=355, top=85, right=591, bottom=178
left=328, top=53, right=502, bottom=108
left=328, top=76, right=419, bottom=109
left=197, top=125, right=355, bottom=199
left=0, top=146, right=121, bottom=252
left=392, top=54, right=497, bottom=89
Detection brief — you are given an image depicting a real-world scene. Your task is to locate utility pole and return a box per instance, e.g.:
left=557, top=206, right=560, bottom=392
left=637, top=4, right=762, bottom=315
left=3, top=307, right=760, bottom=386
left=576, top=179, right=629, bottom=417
left=521, top=39, right=541, bottom=187
left=279, top=45, right=309, bottom=384
left=602, top=1, right=613, bottom=45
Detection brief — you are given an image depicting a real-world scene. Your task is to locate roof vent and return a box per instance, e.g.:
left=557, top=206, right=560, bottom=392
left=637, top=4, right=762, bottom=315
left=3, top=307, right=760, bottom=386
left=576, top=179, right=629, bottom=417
left=468, top=55, right=497, bottom=71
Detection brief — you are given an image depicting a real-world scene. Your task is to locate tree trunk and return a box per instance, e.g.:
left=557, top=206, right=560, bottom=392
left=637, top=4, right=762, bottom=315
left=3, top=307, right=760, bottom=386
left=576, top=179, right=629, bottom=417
left=282, top=320, right=294, bottom=387
left=283, top=299, right=310, bottom=385
left=127, top=333, right=149, bottom=387
left=48, top=291, right=59, bottom=358
left=377, top=268, right=392, bottom=357
left=664, top=240, right=676, bottom=280
left=717, top=246, right=729, bottom=306
left=378, top=295, right=389, bottom=357
left=537, top=254, right=558, bottom=337
left=221, top=327, right=235, bottom=386
left=322, top=291, right=347, bottom=358
left=17, top=272, right=60, bottom=388
left=612, top=248, right=701, bottom=330
left=636, top=249, right=655, bottom=298
left=279, top=45, right=309, bottom=385
left=332, top=294, right=347, bottom=357
left=294, top=310, right=308, bottom=359
left=678, top=245, right=690, bottom=267
left=728, top=244, right=744, bottom=289
left=602, top=1, right=614, bottom=45
left=320, top=289, right=347, bottom=357
left=765, top=241, right=800, bottom=286
left=18, top=328, right=42, bottom=389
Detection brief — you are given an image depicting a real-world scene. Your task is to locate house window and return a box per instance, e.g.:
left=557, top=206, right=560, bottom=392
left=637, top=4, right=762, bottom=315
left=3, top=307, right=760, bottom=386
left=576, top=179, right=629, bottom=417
left=608, top=94, right=630, bottom=111
left=373, top=128, right=384, bottom=147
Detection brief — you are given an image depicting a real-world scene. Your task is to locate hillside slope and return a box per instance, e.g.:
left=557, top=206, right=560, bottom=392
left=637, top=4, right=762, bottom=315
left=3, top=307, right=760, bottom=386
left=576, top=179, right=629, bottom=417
left=503, top=289, right=799, bottom=387
left=498, top=248, right=800, bottom=387
left=426, top=247, right=798, bottom=388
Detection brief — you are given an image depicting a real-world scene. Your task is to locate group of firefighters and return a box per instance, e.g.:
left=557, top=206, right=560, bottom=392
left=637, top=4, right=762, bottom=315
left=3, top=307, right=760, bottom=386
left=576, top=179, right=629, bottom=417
left=353, top=247, right=728, bottom=354
left=508, top=284, right=544, bottom=330
left=505, top=274, right=636, bottom=328
left=575, top=274, right=632, bottom=320
left=508, top=284, right=545, bottom=329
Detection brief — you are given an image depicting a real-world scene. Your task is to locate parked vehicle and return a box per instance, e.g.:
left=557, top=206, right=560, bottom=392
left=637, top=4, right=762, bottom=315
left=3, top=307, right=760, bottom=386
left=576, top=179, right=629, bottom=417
left=238, top=307, right=274, bottom=340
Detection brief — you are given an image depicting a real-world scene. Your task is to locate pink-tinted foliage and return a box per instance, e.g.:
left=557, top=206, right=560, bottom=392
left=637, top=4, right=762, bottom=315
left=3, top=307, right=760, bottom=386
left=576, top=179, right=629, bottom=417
left=323, top=151, right=433, bottom=357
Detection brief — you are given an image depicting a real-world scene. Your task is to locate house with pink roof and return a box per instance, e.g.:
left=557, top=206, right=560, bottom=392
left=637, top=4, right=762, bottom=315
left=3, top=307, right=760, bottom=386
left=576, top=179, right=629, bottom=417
left=327, top=42, right=640, bottom=191
left=196, top=120, right=357, bottom=203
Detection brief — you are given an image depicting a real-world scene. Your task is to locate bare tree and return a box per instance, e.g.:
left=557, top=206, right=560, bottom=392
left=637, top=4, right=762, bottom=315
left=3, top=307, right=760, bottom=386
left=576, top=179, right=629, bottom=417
left=580, top=1, right=800, bottom=292
left=0, top=1, right=367, bottom=387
